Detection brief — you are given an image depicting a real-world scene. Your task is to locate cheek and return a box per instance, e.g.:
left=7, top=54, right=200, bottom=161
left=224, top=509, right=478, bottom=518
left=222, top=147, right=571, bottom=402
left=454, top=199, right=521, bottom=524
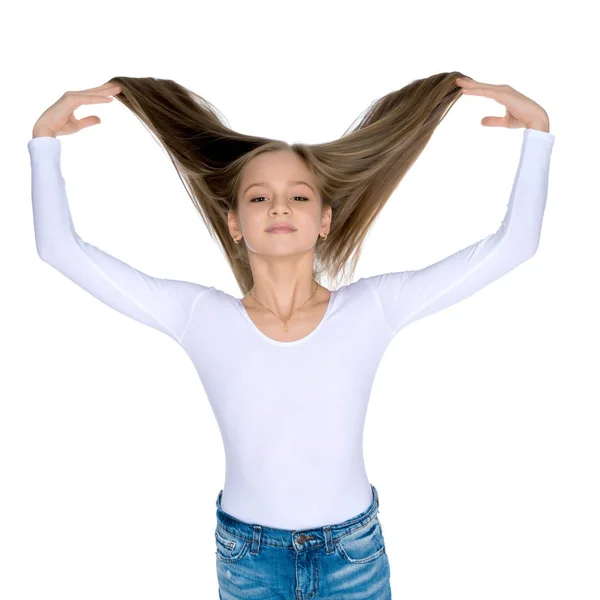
left=300, top=206, right=323, bottom=224
left=296, top=212, right=321, bottom=233
left=240, top=210, right=263, bottom=232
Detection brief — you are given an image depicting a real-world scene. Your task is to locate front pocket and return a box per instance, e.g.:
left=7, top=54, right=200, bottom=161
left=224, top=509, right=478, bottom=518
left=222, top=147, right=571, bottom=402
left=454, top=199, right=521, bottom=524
left=215, top=527, right=249, bottom=563
left=335, top=516, right=386, bottom=564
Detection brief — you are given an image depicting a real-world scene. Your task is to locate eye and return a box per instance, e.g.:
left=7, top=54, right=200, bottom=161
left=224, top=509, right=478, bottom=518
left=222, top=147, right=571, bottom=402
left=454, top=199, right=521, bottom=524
left=250, top=196, right=309, bottom=203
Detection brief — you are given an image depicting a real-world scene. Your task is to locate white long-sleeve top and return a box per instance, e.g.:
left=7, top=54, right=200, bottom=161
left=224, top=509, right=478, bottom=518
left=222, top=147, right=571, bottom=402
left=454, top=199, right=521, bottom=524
left=28, top=128, right=555, bottom=530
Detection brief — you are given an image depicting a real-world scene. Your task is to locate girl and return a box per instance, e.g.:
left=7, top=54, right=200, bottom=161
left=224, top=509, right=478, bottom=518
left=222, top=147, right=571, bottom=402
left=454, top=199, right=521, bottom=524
left=28, top=73, right=554, bottom=599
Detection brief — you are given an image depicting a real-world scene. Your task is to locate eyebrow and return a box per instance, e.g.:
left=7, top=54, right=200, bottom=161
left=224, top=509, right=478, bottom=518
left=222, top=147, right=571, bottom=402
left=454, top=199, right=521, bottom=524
left=242, top=180, right=316, bottom=195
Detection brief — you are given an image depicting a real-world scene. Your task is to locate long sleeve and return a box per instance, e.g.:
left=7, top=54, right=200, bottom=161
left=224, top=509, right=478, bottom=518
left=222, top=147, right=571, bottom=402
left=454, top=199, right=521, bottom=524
left=28, top=136, right=210, bottom=346
left=364, top=127, right=556, bottom=337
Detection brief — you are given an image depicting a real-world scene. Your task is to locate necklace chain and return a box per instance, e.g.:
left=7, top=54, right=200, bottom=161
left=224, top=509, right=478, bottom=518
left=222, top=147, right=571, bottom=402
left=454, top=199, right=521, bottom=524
left=248, top=282, right=319, bottom=334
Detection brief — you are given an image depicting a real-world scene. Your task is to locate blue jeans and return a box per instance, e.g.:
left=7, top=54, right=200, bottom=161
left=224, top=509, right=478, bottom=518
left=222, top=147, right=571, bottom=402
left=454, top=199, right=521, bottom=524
left=214, top=483, right=392, bottom=599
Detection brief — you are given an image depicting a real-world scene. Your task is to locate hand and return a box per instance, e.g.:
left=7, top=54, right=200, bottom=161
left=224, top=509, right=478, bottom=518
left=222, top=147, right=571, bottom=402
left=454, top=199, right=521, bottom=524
left=455, top=77, right=550, bottom=132
left=32, top=82, right=122, bottom=138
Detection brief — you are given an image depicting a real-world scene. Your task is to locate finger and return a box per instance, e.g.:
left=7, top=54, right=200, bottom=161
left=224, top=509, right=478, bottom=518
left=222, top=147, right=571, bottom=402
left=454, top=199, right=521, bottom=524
left=481, top=116, right=507, bottom=127
left=67, top=94, right=115, bottom=106
left=76, top=115, right=102, bottom=129
left=85, top=82, right=119, bottom=91
left=71, top=84, right=121, bottom=96
left=456, top=78, right=500, bottom=88
left=459, top=87, right=505, bottom=100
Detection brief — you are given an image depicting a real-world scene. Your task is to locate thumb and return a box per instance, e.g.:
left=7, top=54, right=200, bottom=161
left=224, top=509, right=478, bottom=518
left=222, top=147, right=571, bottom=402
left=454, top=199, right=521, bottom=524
left=77, top=115, right=102, bottom=130
left=481, top=116, right=506, bottom=127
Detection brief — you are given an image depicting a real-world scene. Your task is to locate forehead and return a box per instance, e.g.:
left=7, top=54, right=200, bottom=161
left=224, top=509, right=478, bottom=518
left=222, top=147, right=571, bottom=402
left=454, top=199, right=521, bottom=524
left=241, top=150, right=312, bottom=180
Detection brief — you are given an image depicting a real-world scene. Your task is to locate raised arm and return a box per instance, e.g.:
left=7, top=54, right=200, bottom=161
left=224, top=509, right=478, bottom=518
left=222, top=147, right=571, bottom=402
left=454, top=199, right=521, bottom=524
left=364, top=127, right=555, bottom=337
left=28, top=136, right=210, bottom=346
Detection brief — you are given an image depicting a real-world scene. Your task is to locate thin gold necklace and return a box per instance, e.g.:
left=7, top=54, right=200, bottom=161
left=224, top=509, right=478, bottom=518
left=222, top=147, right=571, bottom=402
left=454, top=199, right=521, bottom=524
left=248, top=282, right=319, bottom=334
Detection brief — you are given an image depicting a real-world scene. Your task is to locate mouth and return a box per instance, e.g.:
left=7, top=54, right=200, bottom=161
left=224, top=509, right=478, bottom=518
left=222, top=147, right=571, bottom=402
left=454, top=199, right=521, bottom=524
left=265, top=223, right=296, bottom=233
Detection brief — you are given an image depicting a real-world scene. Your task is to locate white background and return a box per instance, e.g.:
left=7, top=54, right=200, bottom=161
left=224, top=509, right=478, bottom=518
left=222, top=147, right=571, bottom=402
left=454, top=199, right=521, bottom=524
left=2, top=1, right=598, bottom=599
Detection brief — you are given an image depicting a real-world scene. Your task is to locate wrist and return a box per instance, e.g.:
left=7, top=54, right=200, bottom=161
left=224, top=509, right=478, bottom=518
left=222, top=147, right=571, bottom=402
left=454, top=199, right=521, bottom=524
left=527, top=117, right=550, bottom=133
left=32, top=126, right=56, bottom=138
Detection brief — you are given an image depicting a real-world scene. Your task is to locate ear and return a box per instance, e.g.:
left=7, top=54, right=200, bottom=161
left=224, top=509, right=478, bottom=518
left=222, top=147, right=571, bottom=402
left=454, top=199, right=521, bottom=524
left=321, top=204, right=332, bottom=233
left=228, top=209, right=241, bottom=239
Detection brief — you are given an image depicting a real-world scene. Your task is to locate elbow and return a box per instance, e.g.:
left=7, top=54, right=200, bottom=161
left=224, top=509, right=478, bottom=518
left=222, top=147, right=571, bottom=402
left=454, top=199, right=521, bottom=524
left=512, top=235, right=540, bottom=263
left=518, top=246, right=538, bottom=265
left=36, top=243, right=52, bottom=263
left=37, top=246, right=50, bottom=263
left=37, top=241, right=59, bottom=265
left=524, top=240, right=540, bottom=261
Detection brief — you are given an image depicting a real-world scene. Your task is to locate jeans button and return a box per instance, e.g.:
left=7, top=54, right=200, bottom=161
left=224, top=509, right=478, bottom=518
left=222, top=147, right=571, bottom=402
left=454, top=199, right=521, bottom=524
left=297, top=534, right=307, bottom=544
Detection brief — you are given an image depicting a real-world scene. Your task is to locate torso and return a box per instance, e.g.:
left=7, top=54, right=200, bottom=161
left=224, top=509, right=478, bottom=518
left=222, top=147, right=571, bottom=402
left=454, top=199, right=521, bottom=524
left=240, top=286, right=333, bottom=343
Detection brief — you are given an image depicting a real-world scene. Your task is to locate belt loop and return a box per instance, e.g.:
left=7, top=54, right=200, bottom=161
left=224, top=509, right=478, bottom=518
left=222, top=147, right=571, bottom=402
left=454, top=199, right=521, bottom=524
left=323, top=525, right=334, bottom=555
left=250, top=525, right=262, bottom=555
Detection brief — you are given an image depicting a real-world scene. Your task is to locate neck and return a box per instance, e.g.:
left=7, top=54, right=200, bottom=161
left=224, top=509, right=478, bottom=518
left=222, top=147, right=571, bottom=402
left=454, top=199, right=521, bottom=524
left=246, top=280, right=319, bottom=315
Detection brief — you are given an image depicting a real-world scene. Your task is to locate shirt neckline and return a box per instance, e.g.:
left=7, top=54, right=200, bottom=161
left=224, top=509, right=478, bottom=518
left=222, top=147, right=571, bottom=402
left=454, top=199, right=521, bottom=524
left=233, top=288, right=338, bottom=347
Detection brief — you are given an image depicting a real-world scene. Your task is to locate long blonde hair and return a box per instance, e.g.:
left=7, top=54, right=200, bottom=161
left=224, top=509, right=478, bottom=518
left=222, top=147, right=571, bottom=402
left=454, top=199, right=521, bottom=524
left=109, top=71, right=469, bottom=295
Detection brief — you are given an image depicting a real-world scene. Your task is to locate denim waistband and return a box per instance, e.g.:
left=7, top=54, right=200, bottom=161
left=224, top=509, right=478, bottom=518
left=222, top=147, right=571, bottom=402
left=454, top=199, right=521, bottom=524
left=215, top=483, right=380, bottom=552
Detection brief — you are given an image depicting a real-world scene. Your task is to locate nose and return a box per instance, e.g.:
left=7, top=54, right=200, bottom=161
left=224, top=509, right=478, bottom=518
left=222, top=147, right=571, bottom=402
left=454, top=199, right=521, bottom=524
left=268, top=196, right=294, bottom=214
left=269, top=204, right=291, bottom=215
